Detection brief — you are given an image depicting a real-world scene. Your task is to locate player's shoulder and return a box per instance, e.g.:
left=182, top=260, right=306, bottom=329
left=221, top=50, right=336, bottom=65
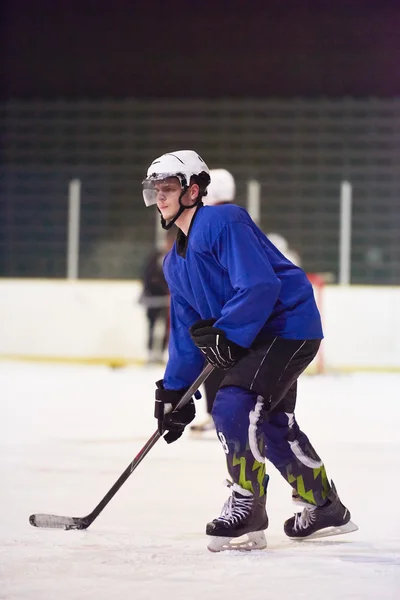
left=194, top=204, right=250, bottom=249
left=203, top=203, right=246, bottom=218
left=201, top=203, right=249, bottom=228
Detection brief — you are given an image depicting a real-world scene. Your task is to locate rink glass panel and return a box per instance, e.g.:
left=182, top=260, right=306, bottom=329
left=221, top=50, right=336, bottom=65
left=1, top=98, right=399, bottom=283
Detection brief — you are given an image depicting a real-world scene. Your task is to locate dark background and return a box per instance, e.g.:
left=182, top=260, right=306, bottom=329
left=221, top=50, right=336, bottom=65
left=2, top=0, right=400, bottom=99
left=1, top=1, right=400, bottom=282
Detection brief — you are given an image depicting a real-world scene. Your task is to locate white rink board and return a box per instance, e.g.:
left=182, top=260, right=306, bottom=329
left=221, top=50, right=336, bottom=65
left=0, top=279, right=147, bottom=361
left=1, top=362, right=399, bottom=600
left=0, top=279, right=400, bottom=371
left=323, top=285, right=400, bottom=370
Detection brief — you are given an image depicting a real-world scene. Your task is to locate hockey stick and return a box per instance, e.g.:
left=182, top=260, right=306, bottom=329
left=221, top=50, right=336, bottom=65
left=29, top=362, right=214, bottom=530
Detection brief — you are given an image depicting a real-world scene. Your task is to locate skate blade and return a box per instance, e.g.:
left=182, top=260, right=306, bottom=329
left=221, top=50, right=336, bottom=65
left=288, top=520, right=359, bottom=541
left=207, top=530, right=267, bottom=552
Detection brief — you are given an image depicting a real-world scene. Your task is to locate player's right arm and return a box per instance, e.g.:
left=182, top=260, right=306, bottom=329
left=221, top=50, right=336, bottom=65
left=163, top=291, right=205, bottom=390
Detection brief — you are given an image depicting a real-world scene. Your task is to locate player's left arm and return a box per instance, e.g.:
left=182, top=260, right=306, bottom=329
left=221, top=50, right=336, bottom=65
left=156, top=291, right=205, bottom=442
left=213, top=221, right=281, bottom=344
left=190, top=222, right=281, bottom=369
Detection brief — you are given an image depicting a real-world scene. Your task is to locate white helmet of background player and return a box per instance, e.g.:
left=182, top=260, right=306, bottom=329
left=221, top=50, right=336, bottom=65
left=268, top=232, right=302, bottom=266
left=267, top=233, right=289, bottom=253
left=142, top=150, right=211, bottom=229
left=203, top=169, right=236, bottom=206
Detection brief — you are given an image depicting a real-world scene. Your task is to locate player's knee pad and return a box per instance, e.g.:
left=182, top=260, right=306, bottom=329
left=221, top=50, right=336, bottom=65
left=285, top=413, right=323, bottom=469
left=264, top=412, right=323, bottom=470
left=212, top=386, right=257, bottom=436
left=212, top=386, right=265, bottom=462
left=263, top=412, right=293, bottom=468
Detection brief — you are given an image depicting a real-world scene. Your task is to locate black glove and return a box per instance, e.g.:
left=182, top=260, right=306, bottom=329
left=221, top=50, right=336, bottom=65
left=154, top=380, right=196, bottom=444
left=189, top=319, right=248, bottom=370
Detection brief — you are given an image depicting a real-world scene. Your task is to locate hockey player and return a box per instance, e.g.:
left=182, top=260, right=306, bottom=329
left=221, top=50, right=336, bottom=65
left=142, top=150, right=357, bottom=552
left=190, top=168, right=236, bottom=434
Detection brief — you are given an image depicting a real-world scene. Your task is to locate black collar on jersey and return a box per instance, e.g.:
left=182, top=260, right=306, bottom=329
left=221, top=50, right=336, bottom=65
left=176, top=203, right=203, bottom=258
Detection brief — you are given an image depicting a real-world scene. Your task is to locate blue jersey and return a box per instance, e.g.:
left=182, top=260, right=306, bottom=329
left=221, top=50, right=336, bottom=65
left=163, top=204, right=323, bottom=390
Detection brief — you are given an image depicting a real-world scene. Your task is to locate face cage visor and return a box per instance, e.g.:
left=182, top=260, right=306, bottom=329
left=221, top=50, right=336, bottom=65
left=142, top=173, right=187, bottom=207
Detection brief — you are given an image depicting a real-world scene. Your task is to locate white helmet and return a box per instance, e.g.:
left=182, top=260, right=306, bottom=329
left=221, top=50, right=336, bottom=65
left=142, top=150, right=210, bottom=207
left=204, top=169, right=236, bottom=206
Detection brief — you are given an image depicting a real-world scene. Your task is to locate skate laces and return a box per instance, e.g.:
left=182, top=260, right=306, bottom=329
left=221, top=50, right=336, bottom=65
left=293, top=507, right=317, bottom=532
left=216, top=480, right=254, bottom=526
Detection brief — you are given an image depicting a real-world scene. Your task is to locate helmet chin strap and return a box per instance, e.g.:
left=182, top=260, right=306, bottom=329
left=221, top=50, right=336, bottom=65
left=159, top=188, right=202, bottom=230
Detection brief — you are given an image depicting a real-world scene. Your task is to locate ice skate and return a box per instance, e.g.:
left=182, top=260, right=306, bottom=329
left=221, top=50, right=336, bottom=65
left=206, top=480, right=268, bottom=552
left=284, top=482, right=358, bottom=540
left=190, top=414, right=215, bottom=434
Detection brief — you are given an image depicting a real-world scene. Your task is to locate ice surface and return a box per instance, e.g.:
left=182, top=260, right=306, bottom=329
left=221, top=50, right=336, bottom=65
left=1, top=362, right=399, bottom=600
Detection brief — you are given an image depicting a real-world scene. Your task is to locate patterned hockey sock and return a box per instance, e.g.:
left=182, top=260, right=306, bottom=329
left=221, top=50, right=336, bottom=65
left=212, top=386, right=267, bottom=498
left=282, top=458, right=330, bottom=506
left=228, top=444, right=267, bottom=499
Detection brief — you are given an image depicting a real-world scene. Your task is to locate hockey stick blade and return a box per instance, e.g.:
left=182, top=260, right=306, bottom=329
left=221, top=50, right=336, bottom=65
left=29, top=513, right=90, bottom=530
left=29, top=363, right=214, bottom=530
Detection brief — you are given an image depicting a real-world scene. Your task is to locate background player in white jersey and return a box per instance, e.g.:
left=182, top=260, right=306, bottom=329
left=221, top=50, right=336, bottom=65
left=142, top=150, right=357, bottom=552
